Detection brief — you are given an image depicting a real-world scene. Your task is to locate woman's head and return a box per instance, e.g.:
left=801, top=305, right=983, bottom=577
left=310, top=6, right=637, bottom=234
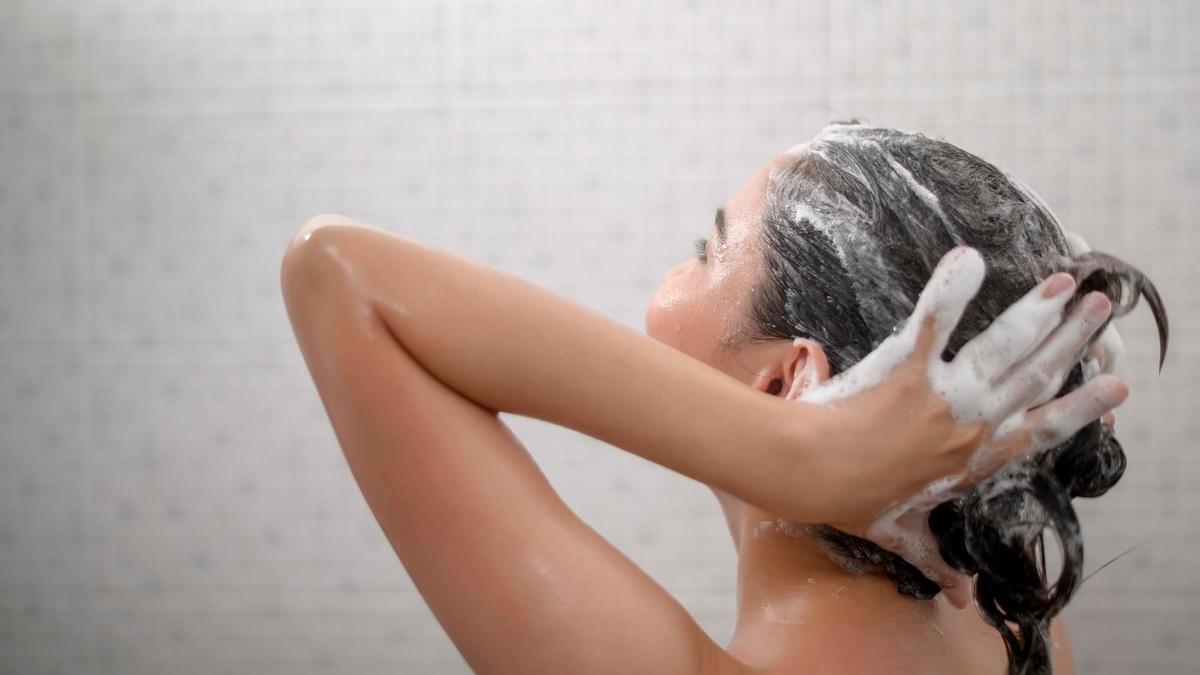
left=644, top=153, right=835, bottom=397
left=647, top=120, right=1168, bottom=675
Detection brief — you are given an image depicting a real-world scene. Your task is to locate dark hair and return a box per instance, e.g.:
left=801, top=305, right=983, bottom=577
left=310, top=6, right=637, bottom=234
left=741, top=120, right=1169, bottom=675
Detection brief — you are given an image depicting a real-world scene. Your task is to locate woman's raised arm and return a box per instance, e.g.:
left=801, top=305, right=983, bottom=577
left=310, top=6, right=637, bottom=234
left=284, top=216, right=1124, bottom=587
left=284, top=214, right=818, bottom=515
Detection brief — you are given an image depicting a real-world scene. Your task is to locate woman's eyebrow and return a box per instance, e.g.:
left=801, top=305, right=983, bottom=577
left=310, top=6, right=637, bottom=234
left=714, top=207, right=727, bottom=248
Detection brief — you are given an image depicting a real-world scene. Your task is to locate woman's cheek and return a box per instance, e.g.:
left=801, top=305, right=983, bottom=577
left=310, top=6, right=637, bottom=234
left=644, top=278, right=694, bottom=348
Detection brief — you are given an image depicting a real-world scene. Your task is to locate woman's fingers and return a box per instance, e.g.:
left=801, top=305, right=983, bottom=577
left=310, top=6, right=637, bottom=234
left=953, top=272, right=1077, bottom=378
left=962, top=374, right=1129, bottom=484
left=802, top=248, right=985, bottom=406
left=867, top=515, right=973, bottom=609
left=807, top=247, right=985, bottom=407
left=911, top=551, right=972, bottom=609
left=988, top=291, right=1113, bottom=420
left=904, top=247, right=986, bottom=362
left=932, top=565, right=972, bottom=610
left=1024, top=373, right=1129, bottom=452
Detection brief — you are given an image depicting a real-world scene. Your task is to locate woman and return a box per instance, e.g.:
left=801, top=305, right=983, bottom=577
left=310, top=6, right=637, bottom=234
left=279, top=121, right=1164, bottom=674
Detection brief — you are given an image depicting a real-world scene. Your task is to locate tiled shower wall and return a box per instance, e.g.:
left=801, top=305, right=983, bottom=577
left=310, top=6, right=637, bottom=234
left=1, top=1, right=1195, bottom=673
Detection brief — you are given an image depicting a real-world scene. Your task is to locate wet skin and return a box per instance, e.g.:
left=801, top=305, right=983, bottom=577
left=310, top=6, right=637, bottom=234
left=278, top=147, right=1120, bottom=671
left=645, top=153, right=1078, bottom=674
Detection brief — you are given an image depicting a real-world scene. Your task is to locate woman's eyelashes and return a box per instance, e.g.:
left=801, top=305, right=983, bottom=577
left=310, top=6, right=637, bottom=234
left=693, top=236, right=709, bottom=263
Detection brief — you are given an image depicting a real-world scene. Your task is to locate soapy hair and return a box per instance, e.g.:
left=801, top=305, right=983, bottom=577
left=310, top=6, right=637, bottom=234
left=743, top=120, right=1169, bottom=675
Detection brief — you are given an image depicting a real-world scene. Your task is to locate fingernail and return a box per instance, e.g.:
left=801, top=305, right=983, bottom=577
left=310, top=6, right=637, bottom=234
left=1084, top=292, right=1111, bottom=317
left=1042, top=273, right=1075, bottom=298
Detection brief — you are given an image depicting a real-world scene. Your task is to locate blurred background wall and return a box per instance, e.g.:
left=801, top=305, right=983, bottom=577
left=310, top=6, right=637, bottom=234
left=1, top=0, right=1194, bottom=673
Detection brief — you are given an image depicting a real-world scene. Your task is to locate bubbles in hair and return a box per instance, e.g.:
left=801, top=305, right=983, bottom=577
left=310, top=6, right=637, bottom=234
left=750, top=119, right=1169, bottom=675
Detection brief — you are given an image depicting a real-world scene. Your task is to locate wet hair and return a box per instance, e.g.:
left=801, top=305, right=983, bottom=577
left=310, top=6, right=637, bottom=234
left=741, top=120, right=1169, bottom=675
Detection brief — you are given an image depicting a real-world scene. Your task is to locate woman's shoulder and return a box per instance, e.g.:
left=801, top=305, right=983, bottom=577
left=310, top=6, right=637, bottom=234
left=733, top=583, right=1060, bottom=675
left=1049, top=617, right=1077, bottom=675
left=729, top=569, right=1076, bottom=675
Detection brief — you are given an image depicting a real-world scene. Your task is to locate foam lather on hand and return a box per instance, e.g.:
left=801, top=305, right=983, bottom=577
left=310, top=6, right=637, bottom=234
left=799, top=245, right=1102, bottom=596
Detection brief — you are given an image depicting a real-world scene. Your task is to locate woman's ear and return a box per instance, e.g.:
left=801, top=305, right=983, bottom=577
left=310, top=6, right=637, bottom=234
left=751, top=338, right=832, bottom=399
left=783, top=338, right=831, bottom=400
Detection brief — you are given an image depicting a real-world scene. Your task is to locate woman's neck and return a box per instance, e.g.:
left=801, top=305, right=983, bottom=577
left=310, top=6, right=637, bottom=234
left=726, top=503, right=955, bottom=671
left=731, top=503, right=923, bottom=624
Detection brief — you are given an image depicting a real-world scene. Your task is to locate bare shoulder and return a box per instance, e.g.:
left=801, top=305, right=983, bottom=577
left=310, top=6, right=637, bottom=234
left=730, top=593, right=944, bottom=675
left=1050, top=616, right=1077, bottom=675
left=727, top=587, right=1078, bottom=675
left=730, top=586, right=1065, bottom=675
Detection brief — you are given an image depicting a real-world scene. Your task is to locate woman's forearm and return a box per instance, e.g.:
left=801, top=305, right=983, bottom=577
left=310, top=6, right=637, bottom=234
left=285, top=215, right=816, bottom=513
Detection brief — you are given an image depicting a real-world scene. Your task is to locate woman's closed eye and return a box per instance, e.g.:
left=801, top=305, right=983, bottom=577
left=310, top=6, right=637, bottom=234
left=693, top=236, right=709, bottom=263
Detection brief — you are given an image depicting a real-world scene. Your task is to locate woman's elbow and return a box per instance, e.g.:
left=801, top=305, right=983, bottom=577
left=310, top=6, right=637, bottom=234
left=292, top=213, right=361, bottom=247
left=280, top=214, right=364, bottom=306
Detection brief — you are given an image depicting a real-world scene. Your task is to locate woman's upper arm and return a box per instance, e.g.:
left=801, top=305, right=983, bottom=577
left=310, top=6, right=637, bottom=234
left=280, top=226, right=749, bottom=675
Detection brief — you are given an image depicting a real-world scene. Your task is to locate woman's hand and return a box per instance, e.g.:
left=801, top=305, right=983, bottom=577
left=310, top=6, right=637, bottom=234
left=791, top=246, right=1125, bottom=608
